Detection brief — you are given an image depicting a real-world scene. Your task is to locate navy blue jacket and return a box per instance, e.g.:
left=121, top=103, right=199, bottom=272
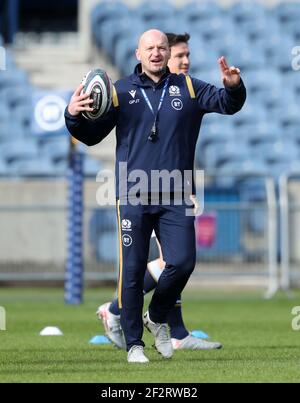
left=65, top=64, right=246, bottom=198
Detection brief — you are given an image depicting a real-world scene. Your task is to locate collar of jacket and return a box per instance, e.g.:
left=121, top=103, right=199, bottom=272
left=130, top=63, right=172, bottom=88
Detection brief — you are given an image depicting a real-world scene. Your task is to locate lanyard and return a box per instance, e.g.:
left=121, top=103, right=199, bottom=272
left=140, top=77, right=170, bottom=118
left=140, top=78, right=170, bottom=141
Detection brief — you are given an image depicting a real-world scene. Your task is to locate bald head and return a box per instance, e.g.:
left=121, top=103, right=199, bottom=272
left=138, top=29, right=169, bottom=50
left=136, top=29, right=170, bottom=82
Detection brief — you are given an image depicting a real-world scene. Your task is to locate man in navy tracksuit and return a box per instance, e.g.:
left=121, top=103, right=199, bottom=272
left=65, top=29, right=246, bottom=363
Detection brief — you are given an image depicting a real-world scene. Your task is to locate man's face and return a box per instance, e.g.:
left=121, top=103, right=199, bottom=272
left=136, top=31, right=170, bottom=77
left=168, top=42, right=190, bottom=75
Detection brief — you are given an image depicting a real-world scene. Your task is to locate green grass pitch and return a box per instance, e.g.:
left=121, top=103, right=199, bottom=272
left=0, top=287, right=300, bottom=383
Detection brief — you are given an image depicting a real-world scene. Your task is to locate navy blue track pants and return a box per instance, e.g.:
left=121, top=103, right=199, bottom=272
left=116, top=199, right=196, bottom=350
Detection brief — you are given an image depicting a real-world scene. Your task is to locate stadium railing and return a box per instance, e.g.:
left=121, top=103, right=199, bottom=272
left=0, top=174, right=281, bottom=297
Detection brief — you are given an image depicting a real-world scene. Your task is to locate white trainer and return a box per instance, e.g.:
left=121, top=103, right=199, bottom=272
left=97, top=302, right=126, bottom=350
left=172, top=334, right=223, bottom=350
left=127, top=346, right=149, bottom=363
left=143, top=311, right=173, bottom=359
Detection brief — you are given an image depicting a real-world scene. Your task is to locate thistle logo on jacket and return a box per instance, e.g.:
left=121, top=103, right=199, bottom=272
left=169, top=86, right=181, bottom=97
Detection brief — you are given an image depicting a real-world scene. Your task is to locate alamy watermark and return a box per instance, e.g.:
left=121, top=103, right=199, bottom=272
left=95, top=163, right=205, bottom=216
left=0, top=46, right=6, bottom=71
left=291, top=46, right=300, bottom=71
left=291, top=306, right=300, bottom=331
left=0, top=306, right=6, bottom=331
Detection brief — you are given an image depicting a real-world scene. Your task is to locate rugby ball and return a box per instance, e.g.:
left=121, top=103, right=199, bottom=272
left=81, top=68, right=113, bottom=121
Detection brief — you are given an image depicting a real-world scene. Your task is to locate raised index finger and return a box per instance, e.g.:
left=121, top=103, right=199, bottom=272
left=218, top=56, right=229, bottom=71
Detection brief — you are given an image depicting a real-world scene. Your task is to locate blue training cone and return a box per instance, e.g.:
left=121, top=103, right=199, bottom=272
left=191, top=330, right=210, bottom=339
left=89, top=335, right=111, bottom=345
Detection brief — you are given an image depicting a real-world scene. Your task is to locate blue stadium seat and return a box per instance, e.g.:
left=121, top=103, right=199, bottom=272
left=41, top=137, right=69, bottom=162
left=89, top=209, right=118, bottom=260
left=217, top=34, right=250, bottom=61
left=231, top=104, right=267, bottom=126
left=239, top=177, right=267, bottom=201
left=232, top=122, right=258, bottom=142
left=2, top=86, right=32, bottom=108
left=142, top=17, right=179, bottom=34
left=251, top=122, right=282, bottom=145
left=281, top=105, right=300, bottom=126
left=91, top=1, right=131, bottom=30
left=272, top=33, right=294, bottom=56
left=97, top=232, right=118, bottom=263
left=244, top=70, right=281, bottom=93
left=281, top=19, right=300, bottom=39
left=200, top=122, right=235, bottom=146
left=238, top=16, right=280, bottom=41
left=214, top=143, right=251, bottom=168
left=181, top=1, right=221, bottom=23
left=199, top=141, right=250, bottom=170
left=0, top=122, right=8, bottom=141
left=229, top=1, right=266, bottom=24
left=269, top=36, right=296, bottom=71
left=285, top=72, right=300, bottom=96
left=262, top=140, right=299, bottom=165
left=1, top=49, right=17, bottom=71
left=136, top=1, right=176, bottom=22
left=218, top=159, right=269, bottom=178
left=235, top=122, right=281, bottom=145
left=285, top=161, right=300, bottom=176
left=0, top=69, right=28, bottom=89
left=92, top=20, right=109, bottom=49
left=225, top=47, right=266, bottom=71
left=164, top=17, right=191, bottom=34
left=188, top=16, right=233, bottom=42
left=0, top=139, right=39, bottom=162
left=244, top=70, right=282, bottom=108
left=189, top=45, right=219, bottom=72
left=101, top=17, right=145, bottom=60
left=53, top=160, right=68, bottom=176
left=84, top=157, right=102, bottom=177
left=0, top=121, right=25, bottom=142
left=273, top=2, right=300, bottom=23
left=268, top=161, right=299, bottom=180
left=10, top=156, right=57, bottom=177
left=197, top=140, right=228, bottom=169
left=215, top=159, right=269, bottom=189
left=115, top=34, right=140, bottom=74
left=0, top=159, right=8, bottom=176
left=0, top=104, right=10, bottom=123
left=192, top=68, right=220, bottom=87
left=92, top=3, right=131, bottom=49
left=14, top=104, right=33, bottom=128
left=246, top=89, right=283, bottom=112
left=238, top=177, right=268, bottom=235
left=265, top=90, right=294, bottom=112
left=123, top=55, right=139, bottom=76
left=283, top=124, right=300, bottom=143
left=89, top=209, right=117, bottom=243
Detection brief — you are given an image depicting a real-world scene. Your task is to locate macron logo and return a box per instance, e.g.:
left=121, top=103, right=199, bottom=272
left=129, top=90, right=136, bottom=99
